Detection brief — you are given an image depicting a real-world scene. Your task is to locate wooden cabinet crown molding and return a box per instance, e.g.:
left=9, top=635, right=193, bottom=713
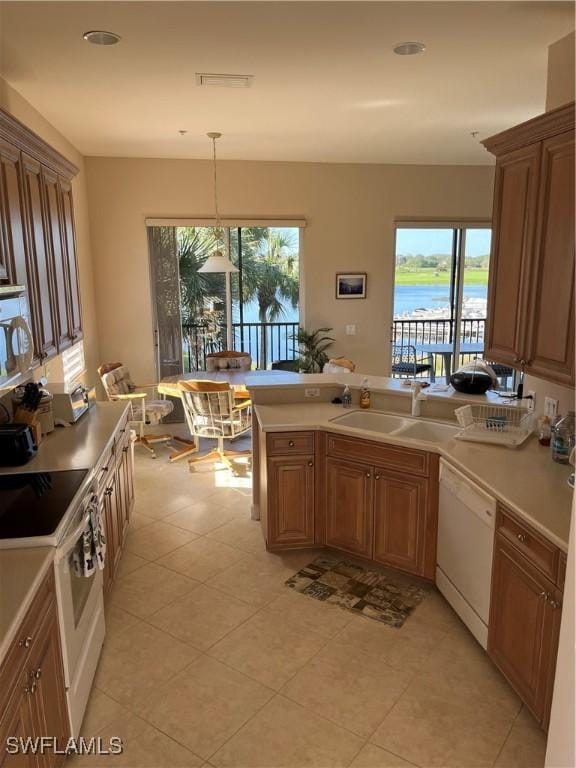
left=0, top=107, right=78, bottom=179
left=482, top=101, right=575, bottom=157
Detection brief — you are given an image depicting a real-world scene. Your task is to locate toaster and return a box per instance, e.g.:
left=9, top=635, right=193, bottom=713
left=0, top=424, right=37, bottom=466
left=50, top=383, right=96, bottom=424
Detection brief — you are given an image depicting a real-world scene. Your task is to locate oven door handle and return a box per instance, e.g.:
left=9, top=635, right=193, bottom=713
left=55, top=511, right=93, bottom=563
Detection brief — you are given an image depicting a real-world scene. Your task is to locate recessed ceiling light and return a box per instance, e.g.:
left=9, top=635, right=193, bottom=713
left=393, top=41, right=426, bottom=56
left=196, top=73, right=253, bottom=88
left=83, top=30, right=121, bottom=46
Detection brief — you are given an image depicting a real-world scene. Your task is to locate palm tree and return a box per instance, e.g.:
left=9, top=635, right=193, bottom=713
left=238, top=228, right=299, bottom=368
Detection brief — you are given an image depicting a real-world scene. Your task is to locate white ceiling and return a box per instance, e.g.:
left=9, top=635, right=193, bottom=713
left=0, top=1, right=573, bottom=164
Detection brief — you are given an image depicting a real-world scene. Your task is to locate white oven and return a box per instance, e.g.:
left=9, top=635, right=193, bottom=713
left=53, top=485, right=106, bottom=738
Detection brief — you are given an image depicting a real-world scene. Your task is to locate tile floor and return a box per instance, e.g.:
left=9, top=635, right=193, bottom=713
left=70, top=433, right=548, bottom=768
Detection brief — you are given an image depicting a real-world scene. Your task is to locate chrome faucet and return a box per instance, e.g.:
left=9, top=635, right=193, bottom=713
left=411, top=381, right=425, bottom=417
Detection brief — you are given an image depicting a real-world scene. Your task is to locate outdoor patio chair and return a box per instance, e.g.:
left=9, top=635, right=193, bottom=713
left=390, top=344, right=435, bottom=381
left=179, top=379, right=252, bottom=474
left=487, top=362, right=514, bottom=390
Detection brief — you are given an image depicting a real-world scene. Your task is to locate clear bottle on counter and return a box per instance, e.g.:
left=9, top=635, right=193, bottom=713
left=538, top=416, right=552, bottom=446
left=342, top=385, right=352, bottom=409
left=551, top=411, right=576, bottom=464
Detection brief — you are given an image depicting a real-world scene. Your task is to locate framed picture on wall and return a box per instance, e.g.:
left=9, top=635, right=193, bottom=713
left=336, top=272, right=367, bottom=299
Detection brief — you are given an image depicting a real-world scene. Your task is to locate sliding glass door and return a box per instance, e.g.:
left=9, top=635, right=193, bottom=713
left=392, top=224, right=503, bottom=385
left=149, top=224, right=301, bottom=377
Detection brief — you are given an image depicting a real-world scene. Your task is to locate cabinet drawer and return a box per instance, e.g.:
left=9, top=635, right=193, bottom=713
left=326, top=433, right=429, bottom=477
left=497, top=505, right=559, bottom=582
left=0, top=568, right=55, bottom=713
left=267, top=432, right=315, bottom=456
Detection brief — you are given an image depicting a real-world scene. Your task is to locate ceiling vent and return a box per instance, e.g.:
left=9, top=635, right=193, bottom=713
left=196, top=73, right=253, bottom=88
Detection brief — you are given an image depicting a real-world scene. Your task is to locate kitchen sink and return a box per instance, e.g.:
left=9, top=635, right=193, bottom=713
left=330, top=411, right=409, bottom=433
left=330, top=410, right=460, bottom=443
left=395, top=421, right=460, bottom=442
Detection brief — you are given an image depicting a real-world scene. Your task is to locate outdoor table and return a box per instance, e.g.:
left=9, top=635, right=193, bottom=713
left=415, top=342, right=484, bottom=383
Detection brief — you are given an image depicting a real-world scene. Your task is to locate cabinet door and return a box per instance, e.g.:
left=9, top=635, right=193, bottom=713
left=488, top=534, right=562, bottom=726
left=524, top=131, right=575, bottom=386
left=0, top=141, right=28, bottom=287
left=485, top=143, right=541, bottom=367
left=267, top=455, right=315, bottom=548
left=41, top=168, right=71, bottom=353
left=20, top=154, right=57, bottom=362
left=325, top=458, right=372, bottom=557
left=28, top=616, right=69, bottom=767
left=0, top=678, right=37, bottom=768
left=102, top=474, right=121, bottom=591
left=58, top=179, right=82, bottom=343
left=373, top=469, right=429, bottom=577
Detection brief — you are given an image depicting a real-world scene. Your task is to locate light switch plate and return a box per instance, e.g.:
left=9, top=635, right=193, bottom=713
left=525, top=390, right=535, bottom=412
left=544, top=397, right=559, bottom=419
left=345, top=325, right=356, bottom=336
left=305, top=388, right=320, bottom=398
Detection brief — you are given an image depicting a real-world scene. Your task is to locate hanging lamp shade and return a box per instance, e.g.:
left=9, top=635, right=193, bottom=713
left=198, top=249, right=239, bottom=273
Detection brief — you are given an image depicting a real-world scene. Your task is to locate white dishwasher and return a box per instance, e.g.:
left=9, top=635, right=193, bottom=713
left=437, top=459, right=497, bottom=649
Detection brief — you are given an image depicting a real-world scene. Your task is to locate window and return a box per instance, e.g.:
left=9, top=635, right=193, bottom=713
left=392, top=224, right=512, bottom=389
left=148, top=224, right=301, bottom=376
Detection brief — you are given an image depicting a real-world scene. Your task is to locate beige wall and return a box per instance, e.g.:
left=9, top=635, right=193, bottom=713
left=546, top=31, right=575, bottom=111
left=0, top=78, right=99, bottom=387
left=85, top=157, right=494, bottom=384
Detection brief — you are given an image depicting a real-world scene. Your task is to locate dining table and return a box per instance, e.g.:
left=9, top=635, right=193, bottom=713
left=157, top=368, right=291, bottom=398
left=415, top=342, right=484, bottom=383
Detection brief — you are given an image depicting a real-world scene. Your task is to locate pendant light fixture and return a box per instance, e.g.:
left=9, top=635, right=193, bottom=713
left=199, top=132, right=238, bottom=275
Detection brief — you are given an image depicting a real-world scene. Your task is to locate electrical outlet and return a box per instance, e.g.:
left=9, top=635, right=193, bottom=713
left=305, top=388, right=320, bottom=398
left=544, top=397, right=559, bottom=420
left=345, top=324, right=356, bottom=336
left=525, top=390, right=535, bottom=412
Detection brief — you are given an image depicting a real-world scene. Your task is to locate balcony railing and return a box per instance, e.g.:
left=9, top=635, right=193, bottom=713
left=392, top=317, right=487, bottom=381
left=182, top=321, right=300, bottom=372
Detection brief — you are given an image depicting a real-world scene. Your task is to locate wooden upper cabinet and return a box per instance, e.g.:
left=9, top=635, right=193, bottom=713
left=20, top=153, right=58, bottom=362
left=524, top=131, right=575, bottom=386
left=488, top=534, right=562, bottom=728
left=0, top=140, right=28, bottom=286
left=59, top=178, right=82, bottom=343
left=373, top=469, right=428, bottom=577
left=42, top=167, right=71, bottom=352
left=267, top=454, right=315, bottom=548
left=483, top=102, right=575, bottom=386
left=484, top=144, right=541, bottom=367
left=325, top=457, right=373, bottom=558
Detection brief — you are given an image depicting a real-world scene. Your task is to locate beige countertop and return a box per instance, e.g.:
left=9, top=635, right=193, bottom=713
left=0, top=401, right=129, bottom=476
left=0, top=547, right=54, bottom=664
left=254, top=402, right=573, bottom=551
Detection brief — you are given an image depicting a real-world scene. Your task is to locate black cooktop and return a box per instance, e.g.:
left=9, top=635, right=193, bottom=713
left=0, top=469, right=89, bottom=539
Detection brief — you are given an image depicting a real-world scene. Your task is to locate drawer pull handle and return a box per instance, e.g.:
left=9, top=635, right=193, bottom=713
left=288, top=441, right=295, bottom=447
left=19, top=636, right=32, bottom=649
left=549, top=599, right=561, bottom=610
left=516, top=533, right=528, bottom=544
left=24, top=681, right=37, bottom=695
left=375, top=474, right=381, bottom=480
left=33, top=668, right=42, bottom=680
left=366, top=472, right=371, bottom=479
left=540, top=591, right=548, bottom=601
left=105, top=487, right=113, bottom=496
left=308, top=461, right=314, bottom=467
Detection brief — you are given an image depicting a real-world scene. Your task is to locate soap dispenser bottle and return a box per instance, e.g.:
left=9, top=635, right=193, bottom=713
left=342, top=385, right=352, bottom=409
left=359, top=378, right=371, bottom=409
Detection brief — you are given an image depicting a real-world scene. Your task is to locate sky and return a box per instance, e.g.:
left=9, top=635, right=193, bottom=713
left=396, top=228, right=491, bottom=258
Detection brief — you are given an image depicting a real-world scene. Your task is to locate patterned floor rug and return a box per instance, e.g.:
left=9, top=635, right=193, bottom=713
left=285, top=554, right=430, bottom=628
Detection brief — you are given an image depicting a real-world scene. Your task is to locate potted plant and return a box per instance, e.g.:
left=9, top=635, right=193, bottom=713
left=293, top=327, right=335, bottom=373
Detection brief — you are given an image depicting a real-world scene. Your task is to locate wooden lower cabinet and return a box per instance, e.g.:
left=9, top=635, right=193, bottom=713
left=373, top=469, right=429, bottom=577
left=0, top=572, right=70, bottom=768
left=325, top=458, right=373, bottom=558
left=488, top=533, right=562, bottom=729
left=101, top=429, right=135, bottom=593
left=267, top=455, right=315, bottom=548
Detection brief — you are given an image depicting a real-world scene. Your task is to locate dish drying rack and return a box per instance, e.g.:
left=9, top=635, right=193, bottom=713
left=454, top=404, right=534, bottom=448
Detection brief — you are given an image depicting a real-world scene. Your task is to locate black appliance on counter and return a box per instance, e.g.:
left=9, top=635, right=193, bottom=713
left=0, top=424, right=37, bottom=466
